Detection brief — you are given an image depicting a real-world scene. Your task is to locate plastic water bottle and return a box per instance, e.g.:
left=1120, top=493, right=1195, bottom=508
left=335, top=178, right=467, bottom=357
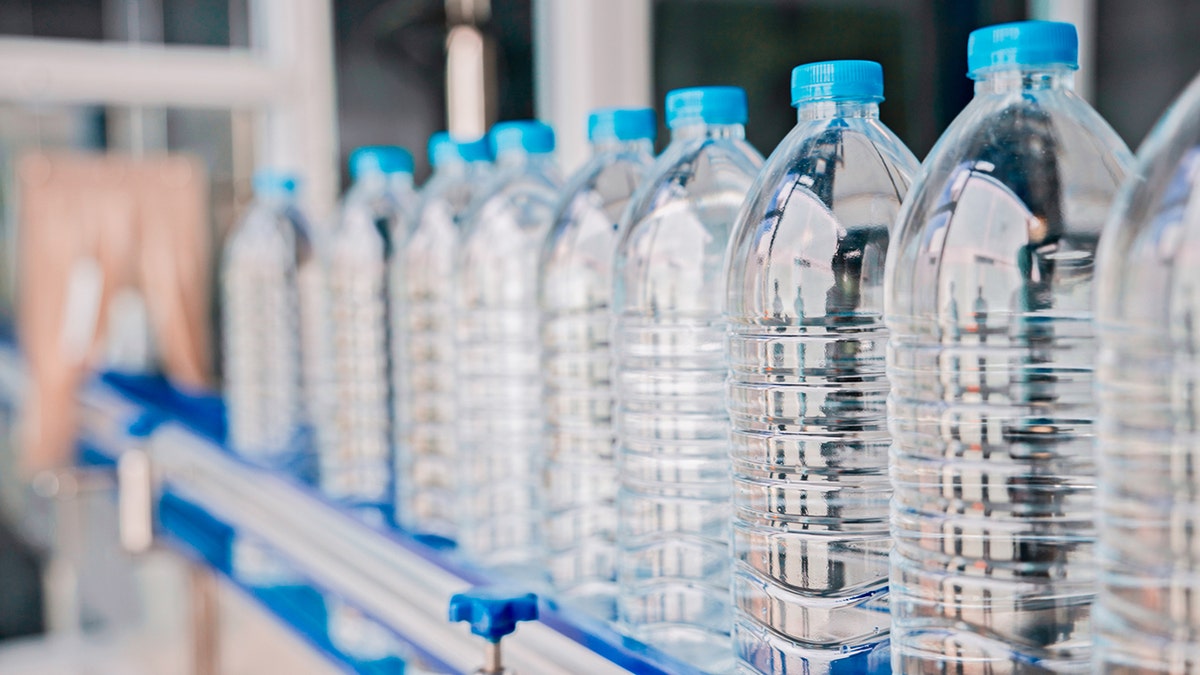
left=885, top=21, right=1132, bottom=672
left=325, top=146, right=416, bottom=515
left=222, top=170, right=316, bottom=587
left=457, top=121, right=560, bottom=574
left=539, top=107, right=656, bottom=620
left=613, top=87, right=763, bottom=672
left=221, top=170, right=314, bottom=461
left=393, top=132, right=491, bottom=539
left=1094, top=73, right=1200, bottom=673
left=725, top=61, right=919, bottom=674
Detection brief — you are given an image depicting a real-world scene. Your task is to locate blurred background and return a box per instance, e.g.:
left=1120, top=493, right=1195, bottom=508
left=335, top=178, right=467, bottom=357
left=0, top=0, right=1197, bottom=672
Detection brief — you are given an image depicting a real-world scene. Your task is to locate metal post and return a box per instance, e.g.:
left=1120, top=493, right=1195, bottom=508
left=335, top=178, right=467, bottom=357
left=117, top=448, right=155, bottom=554
left=483, top=641, right=503, bottom=674
left=1029, top=0, right=1096, bottom=102
left=249, top=0, right=339, bottom=221
left=190, top=562, right=220, bottom=675
left=533, top=0, right=653, bottom=172
left=103, top=0, right=169, bottom=154
left=445, top=0, right=495, bottom=139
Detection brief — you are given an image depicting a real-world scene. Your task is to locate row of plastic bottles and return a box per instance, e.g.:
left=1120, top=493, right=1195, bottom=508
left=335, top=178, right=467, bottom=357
left=218, top=18, right=1200, bottom=675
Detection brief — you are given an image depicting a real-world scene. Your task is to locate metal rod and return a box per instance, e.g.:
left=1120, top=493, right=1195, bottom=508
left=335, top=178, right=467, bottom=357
left=190, top=562, right=219, bottom=675
left=0, top=37, right=287, bottom=109
left=484, top=641, right=503, bottom=674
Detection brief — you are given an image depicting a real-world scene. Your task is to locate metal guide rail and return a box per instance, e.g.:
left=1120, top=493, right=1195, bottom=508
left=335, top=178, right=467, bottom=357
left=0, top=347, right=702, bottom=675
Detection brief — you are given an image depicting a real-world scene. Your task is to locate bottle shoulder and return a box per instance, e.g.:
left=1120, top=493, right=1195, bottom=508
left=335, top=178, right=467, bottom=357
left=227, top=202, right=313, bottom=259
left=622, top=137, right=764, bottom=233
left=1097, top=74, right=1200, bottom=333
left=726, top=120, right=917, bottom=326
left=544, top=154, right=652, bottom=252
left=905, top=89, right=1132, bottom=220
left=892, top=89, right=1133, bottom=257
left=459, top=167, right=561, bottom=256
left=739, top=119, right=919, bottom=230
left=885, top=89, right=1135, bottom=330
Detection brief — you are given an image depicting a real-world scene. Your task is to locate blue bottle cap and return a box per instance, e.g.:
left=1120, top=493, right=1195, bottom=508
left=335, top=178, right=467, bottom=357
left=253, top=169, right=300, bottom=196
left=448, top=588, right=539, bottom=643
left=489, top=121, right=556, bottom=157
left=587, top=107, right=657, bottom=143
left=349, top=145, right=414, bottom=180
left=967, top=20, right=1079, bottom=77
left=791, top=60, right=884, bottom=106
left=428, top=132, right=492, bottom=167
left=665, top=86, right=748, bottom=129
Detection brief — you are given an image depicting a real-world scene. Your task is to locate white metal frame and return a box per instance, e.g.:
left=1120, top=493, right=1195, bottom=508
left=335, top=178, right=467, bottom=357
left=0, top=0, right=338, bottom=219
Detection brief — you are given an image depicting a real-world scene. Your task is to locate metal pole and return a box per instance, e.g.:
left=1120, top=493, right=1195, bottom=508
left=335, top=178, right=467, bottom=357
left=533, top=0, right=653, bottom=172
left=1029, top=0, right=1096, bottom=102
left=249, top=0, right=339, bottom=222
left=445, top=0, right=495, bottom=139
left=483, top=641, right=503, bottom=674
left=190, top=562, right=220, bottom=675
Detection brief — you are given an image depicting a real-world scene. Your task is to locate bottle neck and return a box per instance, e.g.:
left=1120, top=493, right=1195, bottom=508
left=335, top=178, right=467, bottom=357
left=354, top=171, right=412, bottom=194
left=669, top=121, right=745, bottom=142
left=434, top=158, right=469, bottom=178
left=386, top=173, right=414, bottom=192
left=257, top=191, right=294, bottom=209
left=591, top=137, right=654, bottom=156
left=496, top=150, right=554, bottom=171
left=795, top=99, right=880, bottom=122
left=973, top=65, right=1077, bottom=95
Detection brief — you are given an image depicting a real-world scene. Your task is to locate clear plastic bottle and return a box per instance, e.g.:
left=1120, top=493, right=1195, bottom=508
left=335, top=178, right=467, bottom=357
left=726, top=61, right=919, bottom=675
left=222, top=170, right=314, bottom=462
left=457, top=121, right=560, bottom=575
left=1095, top=73, right=1200, bottom=673
left=325, top=146, right=416, bottom=516
left=884, top=22, right=1132, bottom=672
left=613, top=87, right=763, bottom=672
left=393, top=132, right=491, bottom=540
left=222, top=170, right=314, bottom=588
left=539, top=107, right=657, bottom=620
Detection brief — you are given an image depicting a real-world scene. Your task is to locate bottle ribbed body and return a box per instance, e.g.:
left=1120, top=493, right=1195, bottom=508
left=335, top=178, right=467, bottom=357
left=393, top=162, right=483, bottom=538
left=222, top=200, right=313, bottom=460
left=725, top=106, right=918, bottom=674
left=885, top=70, right=1132, bottom=673
left=540, top=141, right=652, bottom=618
left=1095, top=74, right=1200, bottom=674
left=325, top=179, right=413, bottom=512
left=614, top=124, right=762, bottom=673
left=456, top=156, right=559, bottom=573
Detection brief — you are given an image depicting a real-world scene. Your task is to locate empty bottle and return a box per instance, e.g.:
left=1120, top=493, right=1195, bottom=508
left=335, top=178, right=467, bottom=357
left=726, top=61, right=918, bottom=674
left=457, top=121, right=560, bottom=575
left=539, top=107, right=657, bottom=620
left=613, top=87, right=763, bottom=672
left=885, top=21, right=1132, bottom=672
left=1095, top=73, right=1200, bottom=673
left=325, top=146, right=416, bottom=516
left=222, top=170, right=315, bottom=462
left=393, top=132, right=491, bottom=539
